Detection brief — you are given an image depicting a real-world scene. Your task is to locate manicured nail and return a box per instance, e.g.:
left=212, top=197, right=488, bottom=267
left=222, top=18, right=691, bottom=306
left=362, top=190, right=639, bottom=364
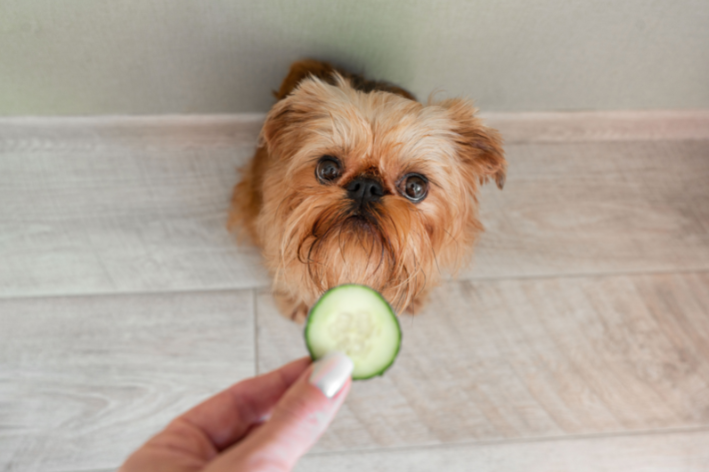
left=309, top=351, right=353, bottom=398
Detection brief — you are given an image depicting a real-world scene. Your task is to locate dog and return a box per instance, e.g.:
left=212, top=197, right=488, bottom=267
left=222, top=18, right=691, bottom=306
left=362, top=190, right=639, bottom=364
left=229, top=59, right=506, bottom=323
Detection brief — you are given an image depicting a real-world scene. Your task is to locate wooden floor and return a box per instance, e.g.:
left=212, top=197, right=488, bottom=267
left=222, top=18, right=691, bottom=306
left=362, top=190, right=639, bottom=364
left=1, top=111, right=709, bottom=472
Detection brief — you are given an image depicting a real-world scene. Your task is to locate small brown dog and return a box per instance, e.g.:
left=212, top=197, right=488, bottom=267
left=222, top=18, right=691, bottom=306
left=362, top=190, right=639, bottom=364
left=229, top=59, right=506, bottom=322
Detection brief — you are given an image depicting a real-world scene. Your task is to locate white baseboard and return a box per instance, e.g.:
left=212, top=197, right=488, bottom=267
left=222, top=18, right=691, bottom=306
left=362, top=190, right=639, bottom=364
left=1, top=109, right=708, bottom=143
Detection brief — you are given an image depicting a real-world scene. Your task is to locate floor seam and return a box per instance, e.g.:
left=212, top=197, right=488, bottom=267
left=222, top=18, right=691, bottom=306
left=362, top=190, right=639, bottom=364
left=2, top=267, right=709, bottom=302
left=305, top=424, right=709, bottom=457
left=253, top=288, right=259, bottom=376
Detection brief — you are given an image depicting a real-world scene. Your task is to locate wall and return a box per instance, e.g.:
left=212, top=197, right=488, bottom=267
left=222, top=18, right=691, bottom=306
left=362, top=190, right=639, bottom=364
left=1, top=0, right=708, bottom=115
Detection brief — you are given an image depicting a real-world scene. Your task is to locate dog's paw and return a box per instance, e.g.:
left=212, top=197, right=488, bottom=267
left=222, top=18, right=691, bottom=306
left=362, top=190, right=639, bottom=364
left=404, top=289, right=431, bottom=316
left=273, top=291, right=309, bottom=324
left=289, top=302, right=309, bottom=324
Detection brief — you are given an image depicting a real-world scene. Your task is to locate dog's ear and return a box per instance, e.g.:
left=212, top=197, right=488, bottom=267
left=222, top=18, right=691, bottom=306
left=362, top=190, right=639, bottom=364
left=263, top=60, right=338, bottom=157
left=273, top=59, right=338, bottom=100
left=262, top=77, right=323, bottom=160
left=261, top=95, right=299, bottom=159
left=441, top=98, right=506, bottom=189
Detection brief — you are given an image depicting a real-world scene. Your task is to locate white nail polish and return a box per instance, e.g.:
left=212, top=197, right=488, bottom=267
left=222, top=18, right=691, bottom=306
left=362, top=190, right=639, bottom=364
left=309, top=351, right=353, bottom=398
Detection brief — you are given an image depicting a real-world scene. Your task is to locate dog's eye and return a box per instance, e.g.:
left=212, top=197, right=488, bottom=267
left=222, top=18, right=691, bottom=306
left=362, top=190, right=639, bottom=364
left=400, top=173, right=428, bottom=202
left=315, top=156, right=342, bottom=183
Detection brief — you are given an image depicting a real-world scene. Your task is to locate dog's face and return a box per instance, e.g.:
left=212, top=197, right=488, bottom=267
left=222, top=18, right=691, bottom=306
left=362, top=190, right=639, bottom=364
left=256, top=75, right=505, bottom=312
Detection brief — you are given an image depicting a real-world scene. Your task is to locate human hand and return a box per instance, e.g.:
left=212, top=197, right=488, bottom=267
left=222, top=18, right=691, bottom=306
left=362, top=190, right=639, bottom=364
left=119, top=352, right=353, bottom=472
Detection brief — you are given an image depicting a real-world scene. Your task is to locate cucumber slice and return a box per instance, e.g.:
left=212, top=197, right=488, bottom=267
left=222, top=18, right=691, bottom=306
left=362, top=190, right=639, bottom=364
left=305, top=284, right=402, bottom=380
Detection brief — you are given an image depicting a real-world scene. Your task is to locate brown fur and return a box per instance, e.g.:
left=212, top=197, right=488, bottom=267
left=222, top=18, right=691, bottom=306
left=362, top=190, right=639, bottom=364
left=229, top=59, right=505, bottom=322
left=274, top=59, right=416, bottom=102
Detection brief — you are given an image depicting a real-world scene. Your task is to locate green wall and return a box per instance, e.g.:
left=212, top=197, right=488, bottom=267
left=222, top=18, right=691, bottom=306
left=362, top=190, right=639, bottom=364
left=1, top=0, right=708, bottom=115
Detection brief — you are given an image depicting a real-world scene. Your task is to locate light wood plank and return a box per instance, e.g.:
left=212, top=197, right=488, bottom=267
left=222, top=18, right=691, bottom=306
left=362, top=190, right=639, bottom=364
left=256, top=272, right=709, bottom=452
left=0, top=290, right=255, bottom=472
left=467, top=139, right=709, bottom=279
left=2, top=118, right=708, bottom=299
left=297, top=428, right=709, bottom=472
left=0, top=118, right=270, bottom=298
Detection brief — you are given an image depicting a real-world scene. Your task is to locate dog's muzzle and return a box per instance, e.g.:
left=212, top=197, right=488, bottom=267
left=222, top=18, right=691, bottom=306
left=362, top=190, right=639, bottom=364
left=346, top=176, right=384, bottom=209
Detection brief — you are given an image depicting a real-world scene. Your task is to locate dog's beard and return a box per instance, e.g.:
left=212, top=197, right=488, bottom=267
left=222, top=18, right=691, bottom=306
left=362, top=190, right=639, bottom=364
left=276, top=194, right=433, bottom=312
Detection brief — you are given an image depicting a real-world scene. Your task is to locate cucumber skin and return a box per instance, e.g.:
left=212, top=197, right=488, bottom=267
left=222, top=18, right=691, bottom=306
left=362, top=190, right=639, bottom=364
left=304, top=284, right=402, bottom=381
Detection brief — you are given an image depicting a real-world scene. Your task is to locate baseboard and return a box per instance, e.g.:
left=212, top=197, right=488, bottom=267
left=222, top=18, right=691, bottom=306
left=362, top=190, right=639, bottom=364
left=1, top=109, right=708, bottom=143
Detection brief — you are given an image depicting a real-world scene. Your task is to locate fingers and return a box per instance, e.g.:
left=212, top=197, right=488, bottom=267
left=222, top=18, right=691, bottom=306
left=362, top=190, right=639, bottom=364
left=208, top=352, right=353, bottom=472
left=120, top=358, right=311, bottom=472
left=173, top=357, right=311, bottom=452
left=132, top=356, right=310, bottom=468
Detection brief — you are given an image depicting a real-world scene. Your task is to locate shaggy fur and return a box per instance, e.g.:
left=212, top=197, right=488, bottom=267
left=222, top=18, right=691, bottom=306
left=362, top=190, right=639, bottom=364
left=229, top=59, right=506, bottom=322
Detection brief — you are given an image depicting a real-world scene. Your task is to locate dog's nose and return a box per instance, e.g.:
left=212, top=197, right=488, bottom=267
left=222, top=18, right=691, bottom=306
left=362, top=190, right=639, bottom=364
left=346, top=176, right=384, bottom=205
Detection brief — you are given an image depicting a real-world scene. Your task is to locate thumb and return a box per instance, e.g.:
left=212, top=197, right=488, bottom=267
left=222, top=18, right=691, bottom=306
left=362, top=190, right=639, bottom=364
left=208, top=352, right=353, bottom=472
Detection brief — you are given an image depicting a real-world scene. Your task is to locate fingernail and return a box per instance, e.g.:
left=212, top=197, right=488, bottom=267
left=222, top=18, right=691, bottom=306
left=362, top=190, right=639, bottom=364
left=309, top=351, right=353, bottom=398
